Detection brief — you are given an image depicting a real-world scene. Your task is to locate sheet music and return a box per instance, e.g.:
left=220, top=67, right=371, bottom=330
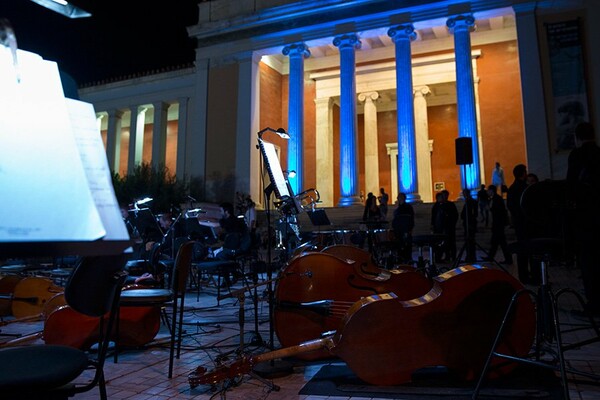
left=65, top=98, right=130, bottom=241
left=0, top=48, right=105, bottom=242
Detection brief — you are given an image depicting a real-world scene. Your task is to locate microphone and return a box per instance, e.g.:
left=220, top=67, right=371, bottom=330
left=187, top=195, right=197, bottom=202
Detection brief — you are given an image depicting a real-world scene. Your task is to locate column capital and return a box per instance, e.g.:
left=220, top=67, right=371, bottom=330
left=446, top=14, right=476, bottom=33
left=333, top=33, right=361, bottom=50
left=413, top=86, right=431, bottom=97
left=282, top=43, right=311, bottom=58
left=358, top=91, right=379, bottom=103
left=388, top=24, right=417, bottom=42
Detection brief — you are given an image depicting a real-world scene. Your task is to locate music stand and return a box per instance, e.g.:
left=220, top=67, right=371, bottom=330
left=307, top=209, right=331, bottom=227
left=128, top=208, right=162, bottom=242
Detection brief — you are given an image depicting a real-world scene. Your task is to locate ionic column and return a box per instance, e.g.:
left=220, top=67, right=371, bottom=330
left=447, top=14, right=481, bottom=191
left=388, top=23, right=420, bottom=203
left=127, top=105, right=146, bottom=175
left=176, top=96, right=189, bottom=179
left=358, top=91, right=380, bottom=196
left=333, top=33, right=362, bottom=207
left=106, top=109, right=123, bottom=173
left=283, top=43, right=310, bottom=195
left=315, top=97, right=334, bottom=207
left=414, top=86, right=433, bottom=202
left=151, top=101, right=169, bottom=169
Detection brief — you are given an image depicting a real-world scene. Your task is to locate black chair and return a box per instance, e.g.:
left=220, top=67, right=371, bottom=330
left=116, top=240, right=194, bottom=378
left=0, top=253, right=128, bottom=400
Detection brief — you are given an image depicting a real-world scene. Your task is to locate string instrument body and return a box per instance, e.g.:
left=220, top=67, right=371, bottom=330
left=0, top=276, right=63, bottom=319
left=274, top=247, right=431, bottom=359
left=191, top=265, right=535, bottom=387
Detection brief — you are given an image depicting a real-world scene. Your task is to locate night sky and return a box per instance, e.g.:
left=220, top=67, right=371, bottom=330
left=1, top=0, right=199, bottom=85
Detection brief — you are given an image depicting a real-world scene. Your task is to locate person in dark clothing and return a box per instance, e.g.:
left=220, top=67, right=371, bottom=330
left=363, top=192, right=380, bottom=222
left=567, top=122, right=600, bottom=315
left=431, top=192, right=446, bottom=262
left=507, top=163, right=536, bottom=283
left=214, top=202, right=250, bottom=286
left=487, top=185, right=512, bottom=264
left=477, top=184, right=489, bottom=227
left=392, top=192, right=415, bottom=262
left=460, top=189, right=478, bottom=263
left=441, top=190, right=458, bottom=262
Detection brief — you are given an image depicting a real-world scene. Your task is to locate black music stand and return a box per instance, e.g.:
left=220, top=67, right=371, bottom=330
left=128, top=208, right=162, bottom=242
left=307, top=209, right=331, bottom=227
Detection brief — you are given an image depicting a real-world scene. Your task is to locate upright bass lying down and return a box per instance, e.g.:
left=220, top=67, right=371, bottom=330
left=190, top=265, right=535, bottom=387
left=274, top=245, right=432, bottom=360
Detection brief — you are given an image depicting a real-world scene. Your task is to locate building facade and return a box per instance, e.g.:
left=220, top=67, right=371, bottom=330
left=80, top=0, right=600, bottom=207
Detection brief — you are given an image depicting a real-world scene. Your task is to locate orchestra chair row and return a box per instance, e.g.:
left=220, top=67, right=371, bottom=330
left=0, top=254, right=128, bottom=400
left=115, top=241, right=194, bottom=378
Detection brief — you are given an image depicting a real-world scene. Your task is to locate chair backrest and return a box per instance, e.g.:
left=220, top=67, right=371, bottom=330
left=170, top=241, right=194, bottom=297
left=65, top=254, right=128, bottom=317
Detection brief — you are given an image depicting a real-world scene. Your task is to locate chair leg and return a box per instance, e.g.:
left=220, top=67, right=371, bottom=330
left=113, top=307, right=121, bottom=364
left=168, top=299, right=178, bottom=378
left=176, top=295, right=185, bottom=359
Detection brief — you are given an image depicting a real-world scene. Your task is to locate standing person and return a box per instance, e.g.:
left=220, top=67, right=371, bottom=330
left=378, top=187, right=389, bottom=220
left=392, top=192, right=414, bottom=262
left=477, top=184, right=490, bottom=227
left=441, top=190, right=458, bottom=262
left=492, top=162, right=507, bottom=195
left=567, top=122, right=600, bottom=315
left=431, top=192, right=446, bottom=262
left=487, top=185, right=512, bottom=264
left=460, top=189, right=478, bottom=263
left=362, top=192, right=380, bottom=222
left=507, top=163, right=533, bottom=283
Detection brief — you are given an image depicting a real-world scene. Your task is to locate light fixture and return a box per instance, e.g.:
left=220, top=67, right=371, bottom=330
left=29, top=0, right=92, bottom=18
left=257, top=127, right=290, bottom=140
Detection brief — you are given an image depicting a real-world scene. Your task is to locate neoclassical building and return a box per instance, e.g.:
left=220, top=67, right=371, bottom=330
left=80, top=0, right=600, bottom=207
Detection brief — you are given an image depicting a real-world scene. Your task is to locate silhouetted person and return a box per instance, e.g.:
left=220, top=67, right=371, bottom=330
left=363, top=192, right=380, bottom=222
left=492, top=162, right=506, bottom=194
left=441, top=190, right=458, bottom=262
left=431, top=192, right=446, bottom=262
left=392, top=192, right=414, bottom=262
left=567, top=122, right=600, bottom=315
left=378, top=187, right=389, bottom=220
left=507, top=164, right=536, bottom=283
left=477, top=184, right=489, bottom=227
left=460, top=189, right=478, bottom=263
left=487, top=185, right=511, bottom=264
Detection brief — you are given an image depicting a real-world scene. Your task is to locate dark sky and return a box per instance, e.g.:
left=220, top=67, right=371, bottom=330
left=1, top=0, right=199, bottom=85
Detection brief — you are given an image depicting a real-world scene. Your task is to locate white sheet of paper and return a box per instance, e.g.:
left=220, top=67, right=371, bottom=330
left=65, top=98, right=130, bottom=242
left=0, top=48, right=105, bottom=242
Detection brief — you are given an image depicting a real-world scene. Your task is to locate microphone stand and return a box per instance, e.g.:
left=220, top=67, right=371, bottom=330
left=252, top=187, right=293, bottom=379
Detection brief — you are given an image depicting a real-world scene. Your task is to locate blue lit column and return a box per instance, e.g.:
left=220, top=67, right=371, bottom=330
left=447, top=15, right=481, bottom=191
left=282, top=43, right=310, bottom=195
left=333, top=33, right=362, bottom=206
left=388, top=24, right=420, bottom=203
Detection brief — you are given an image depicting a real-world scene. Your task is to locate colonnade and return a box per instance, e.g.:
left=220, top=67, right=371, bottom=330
left=283, top=14, right=482, bottom=206
left=101, top=99, right=188, bottom=176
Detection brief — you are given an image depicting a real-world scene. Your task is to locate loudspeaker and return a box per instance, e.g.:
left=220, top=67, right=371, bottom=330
left=455, top=137, right=473, bottom=165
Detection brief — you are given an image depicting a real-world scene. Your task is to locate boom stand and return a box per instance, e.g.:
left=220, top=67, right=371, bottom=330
left=252, top=185, right=293, bottom=379
left=472, top=238, right=600, bottom=400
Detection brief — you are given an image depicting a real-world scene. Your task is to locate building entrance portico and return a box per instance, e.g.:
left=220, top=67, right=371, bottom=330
left=311, top=51, right=482, bottom=205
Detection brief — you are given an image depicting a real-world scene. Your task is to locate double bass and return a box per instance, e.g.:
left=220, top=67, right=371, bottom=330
left=273, top=245, right=432, bottom=359
left=190, top=265, right=535, bottom=387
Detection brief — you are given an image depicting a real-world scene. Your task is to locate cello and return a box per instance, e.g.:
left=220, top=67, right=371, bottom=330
left=190, top=265, right=535, bottom=387
left=273, top=246, right=431, bottom=360
left=0, top=276, right=63, bottom=319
